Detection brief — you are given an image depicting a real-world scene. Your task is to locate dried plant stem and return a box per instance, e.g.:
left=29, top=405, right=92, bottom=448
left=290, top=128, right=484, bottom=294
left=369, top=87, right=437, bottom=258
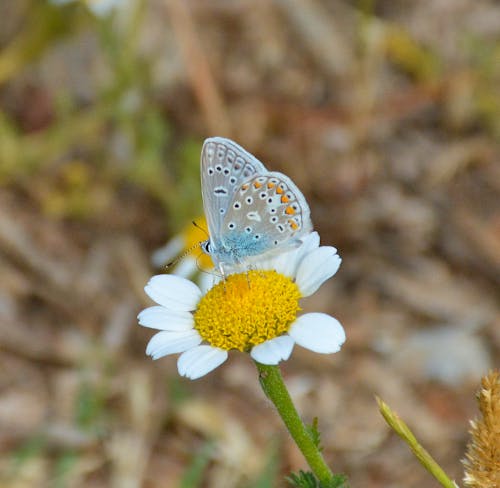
left=165, top=0, right=230, bottom=136
left=377, top=397, right=458, bottom=488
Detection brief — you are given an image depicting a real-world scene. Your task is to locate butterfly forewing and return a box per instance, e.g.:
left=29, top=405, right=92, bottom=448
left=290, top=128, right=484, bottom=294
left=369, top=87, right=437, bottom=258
left=201, top=137, right=267, bottom=240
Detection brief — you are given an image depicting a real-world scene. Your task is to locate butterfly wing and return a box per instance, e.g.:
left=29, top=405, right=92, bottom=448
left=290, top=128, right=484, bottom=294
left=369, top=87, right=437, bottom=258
left=201, top=137, right=267, bottom=241
left=220, top=171, right=312, bottom=261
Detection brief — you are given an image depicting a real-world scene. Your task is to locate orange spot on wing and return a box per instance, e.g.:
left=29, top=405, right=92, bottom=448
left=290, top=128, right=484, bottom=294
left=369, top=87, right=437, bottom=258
left=285, top=206, right=295, bottom=215
left=281, top=195, right=290, bottom=203
left=241, top=184, right=249, bottom=190
left=267, top=182, right=275, bottom=189
left=276, top=187, right=284, bottom=194
left=253, top=181, right=262, bottom=189
left=289, top=220, right=299, bottom=230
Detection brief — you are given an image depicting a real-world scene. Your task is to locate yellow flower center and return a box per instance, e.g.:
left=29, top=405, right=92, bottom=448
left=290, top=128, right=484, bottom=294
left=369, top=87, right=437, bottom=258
left=194, top=270, right=301, bottom=351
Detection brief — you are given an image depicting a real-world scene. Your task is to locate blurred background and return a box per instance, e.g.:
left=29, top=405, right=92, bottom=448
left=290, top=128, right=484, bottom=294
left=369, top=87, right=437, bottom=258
left=0, top=1, right=499, bottom=487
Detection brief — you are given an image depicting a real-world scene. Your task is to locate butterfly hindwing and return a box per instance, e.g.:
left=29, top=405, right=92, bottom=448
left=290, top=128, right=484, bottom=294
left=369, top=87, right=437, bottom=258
left=220, top=172, right=312, bottom=256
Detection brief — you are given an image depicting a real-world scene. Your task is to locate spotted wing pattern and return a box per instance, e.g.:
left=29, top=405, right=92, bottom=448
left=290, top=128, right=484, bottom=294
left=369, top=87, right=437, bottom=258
left=201, top=137, right=266, bottom=241
left=221, top=172, right=312, bottom=254
left=201, top=137, right=313, bottom=269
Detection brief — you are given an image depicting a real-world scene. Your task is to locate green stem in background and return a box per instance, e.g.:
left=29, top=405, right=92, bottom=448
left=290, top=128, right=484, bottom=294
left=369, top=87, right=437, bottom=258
left=255, top=362, right=336, bottom=487
left=376, top=397, right=458, bottom=488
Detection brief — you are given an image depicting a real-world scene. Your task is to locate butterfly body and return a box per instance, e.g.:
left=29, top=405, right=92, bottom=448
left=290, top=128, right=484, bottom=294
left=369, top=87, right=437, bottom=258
left=201, top=137, right=312, bottom=273
left=203, top=228, right=274, bottom=266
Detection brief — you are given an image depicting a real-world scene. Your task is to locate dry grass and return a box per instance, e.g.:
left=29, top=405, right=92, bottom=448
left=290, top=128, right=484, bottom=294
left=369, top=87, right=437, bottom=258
left=0, top=1, right=499, bottom=486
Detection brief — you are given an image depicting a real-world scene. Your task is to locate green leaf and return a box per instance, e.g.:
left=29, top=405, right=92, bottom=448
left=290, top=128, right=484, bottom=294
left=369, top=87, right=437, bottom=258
left=325, top=473, right=350, bottom=488
left=287, top=470, right=321, bottom=488
left=306, top=417, right=322, bottom=451
left=287, top=471, right=349, bottom=488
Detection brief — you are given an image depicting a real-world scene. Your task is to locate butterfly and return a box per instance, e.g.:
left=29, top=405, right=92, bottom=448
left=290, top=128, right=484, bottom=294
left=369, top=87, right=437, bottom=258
left=200, top=137, right=313, bottom=275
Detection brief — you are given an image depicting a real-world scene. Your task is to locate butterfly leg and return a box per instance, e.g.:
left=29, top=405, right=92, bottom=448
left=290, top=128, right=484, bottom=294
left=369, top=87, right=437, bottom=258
left=217, top=263, right=229, bottom=293
left=218, top=263, right=227, bottom=280
left=244, top=263, right=258, bottom=288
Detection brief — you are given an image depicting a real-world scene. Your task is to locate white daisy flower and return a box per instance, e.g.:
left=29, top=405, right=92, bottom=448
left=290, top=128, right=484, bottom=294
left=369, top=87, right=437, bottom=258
left=138, top=232, right=345, bottom=380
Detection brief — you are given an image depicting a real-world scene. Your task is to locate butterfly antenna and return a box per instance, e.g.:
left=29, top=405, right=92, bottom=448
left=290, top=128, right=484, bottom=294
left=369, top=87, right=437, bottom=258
left=192, top=220, right=209, bottom=238
left=165, top=241, right=203, bottom=269
left=165, top=221, right=209, bottom=269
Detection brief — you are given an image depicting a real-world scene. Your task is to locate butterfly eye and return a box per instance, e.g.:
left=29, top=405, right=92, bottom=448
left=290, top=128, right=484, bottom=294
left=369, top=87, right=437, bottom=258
left=201, top=240, right=211, bottom=254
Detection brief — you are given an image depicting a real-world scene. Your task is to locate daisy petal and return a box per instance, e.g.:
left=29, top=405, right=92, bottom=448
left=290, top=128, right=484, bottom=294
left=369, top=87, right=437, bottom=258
left=198, top=271, right=219, bottom=295
left=151, top=235, right=184, bottom=268
left=295, top=246, right=341, bottom=296
left=172, top=256, right=198, bottom=279
left=289, top=313, right=345, bottom=353
left=266, top=232, right=320, bottom=277
left=250, top=336, right=295, bottom=365
left=177, top=345, right=228, bottom=380
left=298, top=231, right=321, bottom=254
left=138, top=306, right=194, bottom=331
left=265, top=248, right=299, bottom=277
left=146, top=330, right=202, bottom=360
left=145, top=275, right=202, bottom=311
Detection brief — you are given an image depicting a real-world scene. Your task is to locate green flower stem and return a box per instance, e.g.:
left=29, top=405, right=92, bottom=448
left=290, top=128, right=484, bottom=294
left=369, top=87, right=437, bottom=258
left=377, top=397, right=458, bottom=488
left=255, top=362, right=335, bottom=486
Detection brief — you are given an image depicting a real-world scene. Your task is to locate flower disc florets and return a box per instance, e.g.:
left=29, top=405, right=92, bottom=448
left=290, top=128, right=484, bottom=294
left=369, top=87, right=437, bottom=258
left=194, top=270, right=301, bottom=351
